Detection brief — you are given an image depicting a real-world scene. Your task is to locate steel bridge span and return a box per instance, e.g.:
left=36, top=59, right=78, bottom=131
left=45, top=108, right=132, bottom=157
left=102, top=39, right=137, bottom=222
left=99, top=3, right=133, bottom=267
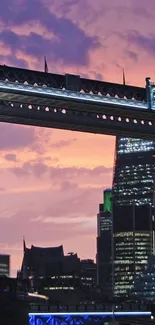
left=29, top=311, right=152, bottom=325
left=0, top=65, right=155, bottom=138
left=28, top=302, right=154, bottom=325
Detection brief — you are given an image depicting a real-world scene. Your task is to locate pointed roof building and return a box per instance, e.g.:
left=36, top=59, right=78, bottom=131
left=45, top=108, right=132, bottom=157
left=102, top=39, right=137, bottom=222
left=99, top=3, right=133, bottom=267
left=21, top=243, right=80, bottom=278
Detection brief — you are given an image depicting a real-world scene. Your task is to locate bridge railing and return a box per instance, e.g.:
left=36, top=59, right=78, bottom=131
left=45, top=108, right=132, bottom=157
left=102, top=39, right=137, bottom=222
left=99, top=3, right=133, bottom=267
left=0, top=65, right=146, bottom=101
left=2, top=65, right=155, bottom=110
left=29, top=302, right=152, bottom=313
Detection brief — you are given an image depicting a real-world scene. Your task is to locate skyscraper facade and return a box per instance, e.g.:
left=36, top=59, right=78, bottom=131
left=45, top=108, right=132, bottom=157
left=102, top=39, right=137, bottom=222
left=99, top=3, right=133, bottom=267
left=131, top=255, right=155, bottom=301
left=113, top=204, right=153, bottom=297
left=112, top=137, right=155, bottom=298
left=96, top=189, right=113, bottom=299
left=113, top=137, right=155, bottom=206
left=0, top=254, right=10, bottom=277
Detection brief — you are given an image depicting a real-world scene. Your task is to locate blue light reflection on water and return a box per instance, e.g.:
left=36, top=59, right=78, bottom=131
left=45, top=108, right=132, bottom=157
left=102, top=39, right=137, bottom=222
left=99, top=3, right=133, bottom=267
left=29, top=312, right=152, bottom=325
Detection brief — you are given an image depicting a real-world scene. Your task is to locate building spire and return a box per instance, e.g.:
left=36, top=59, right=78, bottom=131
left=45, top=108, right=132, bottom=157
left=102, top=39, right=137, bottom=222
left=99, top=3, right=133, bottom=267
left=123, top=69, right=126, bottom=85
left=44, top=56, right=48, bottom=73
left=23, top=236, right=26, bottom=253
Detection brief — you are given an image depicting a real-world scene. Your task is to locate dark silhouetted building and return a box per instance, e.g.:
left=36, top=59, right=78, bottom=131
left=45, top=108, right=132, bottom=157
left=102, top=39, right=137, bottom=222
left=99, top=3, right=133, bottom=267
left=21, top=243, right=80, bottom=278
left=20, top=240, right=96, bottom=304
left=0, top=277, right=29, bottom=325
left=96, top=189, right=113, bottom=299
left=0, top=254, right=10, bottom=277
left=112, top=137, right=155, bottom=298
left=80, top=259, right=96, bottom=287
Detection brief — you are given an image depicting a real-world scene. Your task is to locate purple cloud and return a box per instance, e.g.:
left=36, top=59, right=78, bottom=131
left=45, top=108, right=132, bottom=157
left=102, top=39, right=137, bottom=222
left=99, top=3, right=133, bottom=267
left=4, top=153, right=17, bottom=162
left=44, top=186, right=103, bottom=219
left=0, top=123, right=37, bottom=150
left=126, top=50, right=138, bottom=62
left=52, top=139, right=77, bottom=148
left=128, top=31, right=155, bottom=55
left=0, top=195, right=97, bottom=246
left=0, top=0, right=99, bottom=67
left=0, top=54, right=28, bottom=69
left=49, top=165, right=112, bottom=182
left=10, top=162, right=47, bottom=177
left=131, top=4, right=154, bottom=18
left=60, top=181, right=78, bottom=192
left=9, top=162, right=112, bottom=180
left=31, top=162, right=48, bottom=177
left=9, top=167, right=29, bottom=177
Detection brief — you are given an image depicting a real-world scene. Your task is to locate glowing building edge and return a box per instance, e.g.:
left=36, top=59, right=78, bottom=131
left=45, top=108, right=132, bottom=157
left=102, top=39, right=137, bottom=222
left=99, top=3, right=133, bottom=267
left=0, top=80, right=148, bottom=110
left=29, top=311, right=152, bottom=316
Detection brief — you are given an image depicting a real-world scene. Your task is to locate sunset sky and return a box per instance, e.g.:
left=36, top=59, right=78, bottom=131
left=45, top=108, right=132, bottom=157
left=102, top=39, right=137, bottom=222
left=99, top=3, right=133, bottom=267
left=0, top=0, right=155, bottom=275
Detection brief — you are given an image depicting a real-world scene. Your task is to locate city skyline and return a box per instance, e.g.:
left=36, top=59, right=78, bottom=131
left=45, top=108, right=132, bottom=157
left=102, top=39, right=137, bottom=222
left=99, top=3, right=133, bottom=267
left=0, top=0, right=155, bottom=276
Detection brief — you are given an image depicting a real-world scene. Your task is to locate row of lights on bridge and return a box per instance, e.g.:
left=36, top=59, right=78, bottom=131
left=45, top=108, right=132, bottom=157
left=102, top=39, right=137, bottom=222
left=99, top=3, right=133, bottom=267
left=9, top=102, right=153, bottom=127
left=101, top=115, right=153, bottom=126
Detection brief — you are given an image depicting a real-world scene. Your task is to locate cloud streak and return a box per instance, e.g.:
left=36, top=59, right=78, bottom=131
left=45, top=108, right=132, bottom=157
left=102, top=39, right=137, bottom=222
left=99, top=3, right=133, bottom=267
left=128, top=31, right=155, bottom=56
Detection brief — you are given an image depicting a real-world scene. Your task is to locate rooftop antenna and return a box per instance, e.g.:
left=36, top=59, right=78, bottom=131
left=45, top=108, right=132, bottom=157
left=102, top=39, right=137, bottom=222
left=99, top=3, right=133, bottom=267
left=123, top=69, right=126, bottom=85
left=23, top=236, right=26, bottom=253
left=44, top=56, right=48, bottom=73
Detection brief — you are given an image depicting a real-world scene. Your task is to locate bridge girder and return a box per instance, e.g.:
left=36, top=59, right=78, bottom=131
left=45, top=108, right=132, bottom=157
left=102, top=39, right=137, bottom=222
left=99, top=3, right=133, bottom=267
left=0, top=65, right=154, bottom=138
left=0, top=65, right=145, bottom=100
left=0, top=99, right=154, bottom=139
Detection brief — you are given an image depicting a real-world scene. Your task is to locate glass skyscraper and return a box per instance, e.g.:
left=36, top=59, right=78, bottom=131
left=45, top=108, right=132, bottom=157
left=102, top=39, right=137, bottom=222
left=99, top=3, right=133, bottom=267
left=96, top=189, right=113, bottom=299
left=112, top=137, right=155, bottom=298
left=132, top=255, right=155, bottom=301
left=113, top=137, right=155, bottom=206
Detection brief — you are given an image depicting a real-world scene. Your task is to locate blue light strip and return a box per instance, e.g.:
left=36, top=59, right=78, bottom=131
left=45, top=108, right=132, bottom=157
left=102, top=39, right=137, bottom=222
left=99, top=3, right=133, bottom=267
left=29, top=311, right=152, bottom=317
left=0, top=81, right=147, bottom=110
left=115, top=311, right=152, bottom=316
